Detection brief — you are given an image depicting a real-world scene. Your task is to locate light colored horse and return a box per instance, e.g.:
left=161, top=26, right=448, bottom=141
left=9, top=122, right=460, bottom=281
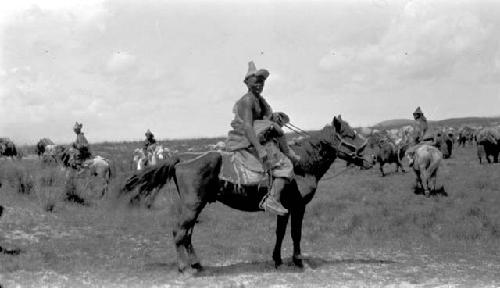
left=133, top=145, right=171, bottom=170
left=133, top=148, right=147, bottom=171
left=206, top=141, right=226, bottom=151
left=61, top=148, right=112, bottom=198
left=149, top=145, right=171, bottom=165
left=406, top=144, right=442, bottom=197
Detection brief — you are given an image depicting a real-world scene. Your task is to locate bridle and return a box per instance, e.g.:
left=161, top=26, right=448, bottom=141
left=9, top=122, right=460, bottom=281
left=284, top=121, right=359, bottom=158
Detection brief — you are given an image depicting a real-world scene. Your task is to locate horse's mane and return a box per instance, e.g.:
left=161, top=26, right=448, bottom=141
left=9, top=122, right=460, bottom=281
left=290, top=125, right=339, bottom=177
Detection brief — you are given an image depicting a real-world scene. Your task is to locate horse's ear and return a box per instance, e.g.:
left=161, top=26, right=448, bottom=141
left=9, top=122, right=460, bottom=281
left=333, top=116, right=341, bottom=131
left=338, top=114, right=342, bottom=120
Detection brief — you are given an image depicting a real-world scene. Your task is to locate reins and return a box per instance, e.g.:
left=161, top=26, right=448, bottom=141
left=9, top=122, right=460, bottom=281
left=284, top=122, right=311, bottom=137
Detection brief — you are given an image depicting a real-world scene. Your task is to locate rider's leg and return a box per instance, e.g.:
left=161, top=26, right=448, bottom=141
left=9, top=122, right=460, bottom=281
left=262, top=177, right=289, bottom=216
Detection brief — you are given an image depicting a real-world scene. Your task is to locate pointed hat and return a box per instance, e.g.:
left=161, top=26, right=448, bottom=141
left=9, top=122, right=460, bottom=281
left=413, top=106, right=423, bottom=115
left=73, top=122, right=82, bottom=130
left=244, top=61, right=269, bottom=80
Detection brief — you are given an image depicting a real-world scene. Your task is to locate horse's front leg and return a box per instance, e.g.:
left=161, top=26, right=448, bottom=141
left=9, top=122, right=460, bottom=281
left=273, top=214, right=290, bottom=268
left=291, top=203, right=305, bottom=268
left=379, top=162, right=385, bottom=177
left=414, top=169, right=422, bottom=193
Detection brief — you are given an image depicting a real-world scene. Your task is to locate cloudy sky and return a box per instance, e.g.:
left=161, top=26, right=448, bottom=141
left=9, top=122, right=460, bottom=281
left=1, top=0, right=500, bottom=144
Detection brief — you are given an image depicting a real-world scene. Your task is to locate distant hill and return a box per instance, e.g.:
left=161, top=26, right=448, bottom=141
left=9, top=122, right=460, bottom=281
left=374, top=116, right=500, bottom=130
left=374, top=119, right=414, bottom=128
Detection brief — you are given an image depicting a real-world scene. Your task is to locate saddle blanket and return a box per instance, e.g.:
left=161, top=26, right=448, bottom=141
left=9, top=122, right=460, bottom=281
left=218, top=150, right=269, bottom=186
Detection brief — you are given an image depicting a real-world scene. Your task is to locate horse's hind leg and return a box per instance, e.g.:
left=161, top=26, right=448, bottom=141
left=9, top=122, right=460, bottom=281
left=428, top=159, right=441, bottom=193
left=291, top=203, right=305, bottom=268
left=273, top=214, right=290, bottom=268
left=173, top=201, right=205, bottom=272
left=414, top=170, right=423, bottom=193
left=397, top=160, right=405, bottom=173
left=420, top=166, right=431, bottom=197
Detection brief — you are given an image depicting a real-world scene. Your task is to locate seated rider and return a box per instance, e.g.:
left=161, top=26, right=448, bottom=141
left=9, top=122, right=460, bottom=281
left=406, top=106, right=433, bottom=164
left=143, top=129, right=157, bottom=165
left=412, top=106, right=430, bottom=145
left=226, top=61, right=300, bottom=216
left=143, top=129, right=157, bottom=153
left=71, top=122, right=91, bottom=169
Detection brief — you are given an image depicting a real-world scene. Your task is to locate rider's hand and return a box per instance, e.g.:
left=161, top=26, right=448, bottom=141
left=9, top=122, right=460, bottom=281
left=288, top=151, right=301, bottom=164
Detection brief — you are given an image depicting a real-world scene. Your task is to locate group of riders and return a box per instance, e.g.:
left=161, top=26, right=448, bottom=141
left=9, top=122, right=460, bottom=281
left=64, top=61, right=431, bottom=216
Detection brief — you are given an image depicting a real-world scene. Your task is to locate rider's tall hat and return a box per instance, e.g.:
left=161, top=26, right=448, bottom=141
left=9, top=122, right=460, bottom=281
left=244, top=61, right=269, bottom=82
left=145, top=129, right=153, bottom=137
left=73, top=122, right=83, bottom=131
left=413, top=106, right=423, bottom=115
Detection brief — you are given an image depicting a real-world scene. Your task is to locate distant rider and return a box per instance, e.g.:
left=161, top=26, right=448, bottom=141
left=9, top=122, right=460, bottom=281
left=143, top=129, right=157, bottom=165
left=71, top=122, right=91, bottom=169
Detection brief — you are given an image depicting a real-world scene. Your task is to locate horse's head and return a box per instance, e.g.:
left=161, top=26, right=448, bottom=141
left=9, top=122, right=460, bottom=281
left=330, top=115, right=371, bottom=169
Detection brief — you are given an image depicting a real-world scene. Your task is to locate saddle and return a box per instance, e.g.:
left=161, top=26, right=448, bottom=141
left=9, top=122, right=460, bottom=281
left=218, top=150, right=269, bottom=187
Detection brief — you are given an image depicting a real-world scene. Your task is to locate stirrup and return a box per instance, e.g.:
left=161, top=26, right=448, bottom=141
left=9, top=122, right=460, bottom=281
left=258, top=193, right=270, bottom=210
left=259, top=195, right=288, bottom=215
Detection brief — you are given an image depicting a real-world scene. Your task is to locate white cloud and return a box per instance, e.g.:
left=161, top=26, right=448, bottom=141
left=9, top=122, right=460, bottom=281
left=105, top=51, right=136, bottom=73
left=318, top=0, right=493, bottom=87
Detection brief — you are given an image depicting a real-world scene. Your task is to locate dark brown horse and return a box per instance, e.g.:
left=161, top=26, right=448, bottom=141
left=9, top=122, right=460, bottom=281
left=121, top=116, right=372, bottom=272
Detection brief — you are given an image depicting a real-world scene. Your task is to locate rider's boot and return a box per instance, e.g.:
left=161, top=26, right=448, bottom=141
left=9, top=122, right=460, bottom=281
left=261, top=177, right=288, bottom=216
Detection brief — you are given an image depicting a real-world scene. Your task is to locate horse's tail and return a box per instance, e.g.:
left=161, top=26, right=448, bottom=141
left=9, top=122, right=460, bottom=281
left=120, top=156, right=180, bottom=197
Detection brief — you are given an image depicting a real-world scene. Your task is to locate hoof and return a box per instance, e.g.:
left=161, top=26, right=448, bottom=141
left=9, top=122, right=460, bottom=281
left=273, top=258, right=283, bottom=268
left=177, top=263, right=188, bottom=273
left=0, top=247, right=20, bottom=255
left=292, top=256, right=304, bottom=268
left=191, top=262, right=203, bottom=271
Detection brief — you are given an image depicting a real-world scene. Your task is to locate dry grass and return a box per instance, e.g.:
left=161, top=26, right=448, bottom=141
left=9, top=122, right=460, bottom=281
left=1, top=143, right=500, bottom=286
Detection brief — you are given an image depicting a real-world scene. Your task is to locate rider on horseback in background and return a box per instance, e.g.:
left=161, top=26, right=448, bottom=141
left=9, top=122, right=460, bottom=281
left=143, top=129, right=157, bottom=154
left=406, top=107, right=435, bottom=165
left=143, top=129, right=157, bottom=166
left=70, top=122, right=91, bottom=169
left=412, top=106, right=431, bottom=144
left=226, top=61, right=300, bottom=216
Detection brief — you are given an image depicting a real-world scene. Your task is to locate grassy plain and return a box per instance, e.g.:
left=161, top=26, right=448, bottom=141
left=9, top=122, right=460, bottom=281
left=0, top=141, right=499, bottom=287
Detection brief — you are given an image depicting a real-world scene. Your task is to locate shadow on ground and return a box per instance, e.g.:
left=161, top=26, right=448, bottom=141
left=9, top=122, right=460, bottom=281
left=195, top=256, right=396, bottom=277
left=143, top=256, right=396, bottom=277
left=413, top=186, right=448, bottom=197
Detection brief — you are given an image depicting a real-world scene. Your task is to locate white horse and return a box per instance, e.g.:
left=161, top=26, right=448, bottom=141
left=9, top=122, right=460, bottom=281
left=132, top=145, right=171, bottom=208
left=406, top=144, right=442, bottom=197
left=133, top=145, right=171, bottom=171
left=133, top=148, right=147, bottom=171
left=206, top=141, right=226, bottom=151
left=64, top=151, right=112, bottom=198
left=149, top=145, right=171, bottom=165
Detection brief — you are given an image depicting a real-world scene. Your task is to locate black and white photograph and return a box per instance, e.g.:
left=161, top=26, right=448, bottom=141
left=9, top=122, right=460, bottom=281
left=1, top=0, right=500, bottom=287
